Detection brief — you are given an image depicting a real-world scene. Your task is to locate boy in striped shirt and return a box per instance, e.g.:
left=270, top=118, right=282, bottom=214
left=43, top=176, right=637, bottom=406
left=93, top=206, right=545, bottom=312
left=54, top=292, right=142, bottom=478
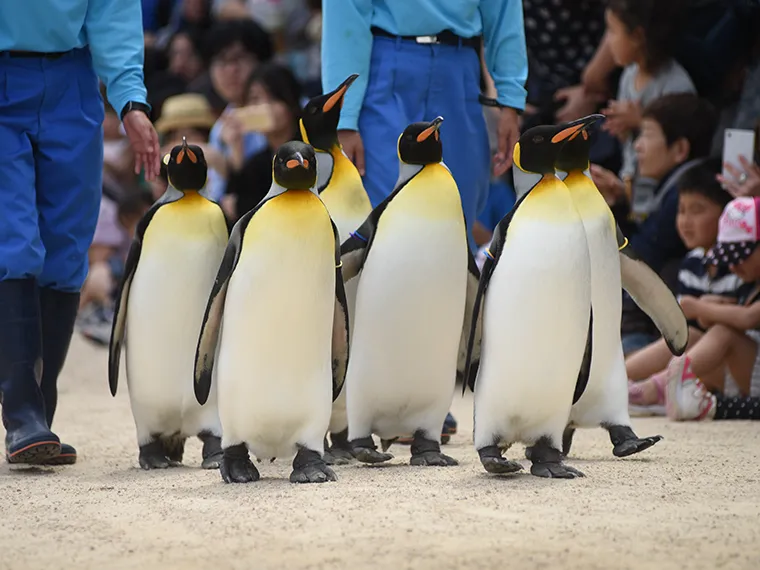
left=627, top=160, right=752, bottom=407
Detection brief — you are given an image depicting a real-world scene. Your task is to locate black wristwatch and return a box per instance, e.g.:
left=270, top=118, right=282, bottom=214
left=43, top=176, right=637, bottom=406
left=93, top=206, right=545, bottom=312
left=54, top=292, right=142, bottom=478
left=478, top=94, right=523, bottom=115
left=120, top=101, right=152, bottom=121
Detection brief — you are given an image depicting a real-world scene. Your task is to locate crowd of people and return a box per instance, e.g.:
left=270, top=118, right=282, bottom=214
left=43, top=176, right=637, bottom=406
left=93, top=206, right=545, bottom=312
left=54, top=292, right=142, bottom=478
left=3, top=0, right=759, bottom=469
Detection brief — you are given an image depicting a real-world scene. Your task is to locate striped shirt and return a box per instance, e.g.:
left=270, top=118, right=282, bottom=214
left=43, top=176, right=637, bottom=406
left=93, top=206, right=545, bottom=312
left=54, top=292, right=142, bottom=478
left=678, top=247, right=754, bottom=330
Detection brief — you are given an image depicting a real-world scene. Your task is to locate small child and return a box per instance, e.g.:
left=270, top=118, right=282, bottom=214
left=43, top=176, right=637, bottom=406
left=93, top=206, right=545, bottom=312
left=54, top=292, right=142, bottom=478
left=659, top=197, right=760, bottom=421
left=627, top=160, right=752, bottom=396
left=598, top=0, right=696, bottom=217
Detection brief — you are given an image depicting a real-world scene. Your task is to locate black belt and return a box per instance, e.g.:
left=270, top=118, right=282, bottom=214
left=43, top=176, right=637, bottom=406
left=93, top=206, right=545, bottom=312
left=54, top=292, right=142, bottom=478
left=2, top=50, right=71, bottom=60
left=371, top=26, right=480, bottom=50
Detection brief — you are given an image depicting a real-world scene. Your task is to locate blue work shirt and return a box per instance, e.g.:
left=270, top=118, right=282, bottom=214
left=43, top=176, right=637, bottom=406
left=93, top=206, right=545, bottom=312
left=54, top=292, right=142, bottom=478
left=0, top=1, right=148, bottom=117
left=321, top=0, right=528, bottom=131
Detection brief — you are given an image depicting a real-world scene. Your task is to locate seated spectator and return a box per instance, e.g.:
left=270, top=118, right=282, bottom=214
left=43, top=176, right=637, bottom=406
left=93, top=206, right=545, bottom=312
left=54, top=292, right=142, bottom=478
left=223, top=62, right=303, bottom=220
left=591, top=0, right=696, bottom=220
left=78, top=190, right=153, bottom=345
left=651, top=197, right=760, bottom=421
left=204, top=18, right=274, bottom=202
left=618, top=93, right=719, bottom=354
left=627, top=159, right=752, bottom=405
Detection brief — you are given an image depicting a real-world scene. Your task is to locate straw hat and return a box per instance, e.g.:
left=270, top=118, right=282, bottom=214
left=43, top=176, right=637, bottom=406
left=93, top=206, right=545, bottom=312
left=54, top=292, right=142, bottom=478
left=155, top=94, right=217, bottom=134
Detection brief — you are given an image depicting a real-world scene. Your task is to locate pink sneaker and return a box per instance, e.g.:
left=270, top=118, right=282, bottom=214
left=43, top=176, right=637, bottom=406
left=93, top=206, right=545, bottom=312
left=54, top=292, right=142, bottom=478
left=665, top=356, right=717, bottom=421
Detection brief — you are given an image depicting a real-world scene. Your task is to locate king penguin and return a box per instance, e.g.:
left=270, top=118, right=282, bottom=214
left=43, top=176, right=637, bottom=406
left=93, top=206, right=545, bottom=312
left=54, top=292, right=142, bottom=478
left=338, top=117, right=481, bottom=467
left=555, top=120, right=688, bottom=457
left=300, top=73, right=373, bottom=464
left=193, top=141, right=350, bottom=484
left=108, top=138, right=229, bottom=470
left=462, top=118, right=602, bottom=479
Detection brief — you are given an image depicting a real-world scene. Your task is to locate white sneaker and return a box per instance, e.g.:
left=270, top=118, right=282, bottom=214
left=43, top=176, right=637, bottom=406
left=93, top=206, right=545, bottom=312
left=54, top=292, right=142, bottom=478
left=665, top=356, right=716, bottom=421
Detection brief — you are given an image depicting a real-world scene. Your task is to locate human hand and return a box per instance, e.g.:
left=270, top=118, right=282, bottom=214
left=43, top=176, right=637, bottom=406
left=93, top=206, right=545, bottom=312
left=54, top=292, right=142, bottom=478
left=554, top=85, right=600, bottom=123
left=717, top=155, right=760, bottom=198
left=338, top=129, right=365, bottom=176
left=601, top=99, right=641, bottom=139
left=589, top=164, right=626, bottom=206
left=493, top=107, right=520, bottom=176
left=122, top=110, right=160, bottom=181
left=679, top=295, right=703, bottom=319
left=699, top=295, right=736, bottom=305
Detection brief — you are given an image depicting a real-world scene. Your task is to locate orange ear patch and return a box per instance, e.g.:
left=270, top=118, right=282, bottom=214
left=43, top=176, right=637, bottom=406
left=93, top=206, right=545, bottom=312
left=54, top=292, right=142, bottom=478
left=582, top=130, right=589, bottom=140
left=176, top=149, right=185, bottom=164
left=286, top=159, right=301, bottom=169
left=434, top=130, right=439, bottom=141
left=302, top=159, right=309, bottom=168
left=551, top=123, right=584, bottom=143
left=186, top=148, right=197, bottom=163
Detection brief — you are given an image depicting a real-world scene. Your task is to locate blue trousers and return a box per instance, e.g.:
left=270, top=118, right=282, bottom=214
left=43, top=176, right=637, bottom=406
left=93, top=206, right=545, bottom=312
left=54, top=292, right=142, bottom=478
left=358, top=36, right=491, bottom=250
left=0, top=48, right=104, bottom=293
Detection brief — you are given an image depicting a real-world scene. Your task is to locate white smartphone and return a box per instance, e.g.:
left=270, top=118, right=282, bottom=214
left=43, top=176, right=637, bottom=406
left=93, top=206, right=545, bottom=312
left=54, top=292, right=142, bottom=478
left=232, top=103, right=274, bottom=133
left=722, top=128, right=756, bottom=182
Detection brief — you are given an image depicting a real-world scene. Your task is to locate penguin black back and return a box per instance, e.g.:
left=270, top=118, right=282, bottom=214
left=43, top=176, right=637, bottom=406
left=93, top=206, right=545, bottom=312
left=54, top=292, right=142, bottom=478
left=398, top=116, right=444, bottom=165
left=301, top=74, right=359, bottom=151
left=272, top=140, right=318, bottom=189
left=166, top=138, right=208, bottom=191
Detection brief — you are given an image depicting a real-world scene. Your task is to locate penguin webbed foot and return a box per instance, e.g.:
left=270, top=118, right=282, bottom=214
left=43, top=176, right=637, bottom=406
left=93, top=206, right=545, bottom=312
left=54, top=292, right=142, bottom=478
left=606, top=424, right=663, bottom=457
left=198, top=432, right=223, bottom=469
left=324, top=430, right=355, bottom=465
left=220, top=444, right=260, bottom=483
left=477, top=445, right=523, bottom=474
left=409, top=431, right=458, bottom=467
left=526, top=437, right=584, bottom=479
left=290, top=447, right=337, bottom=484
left=139, top=440, right=173, bottom=470
left=351, top=436, right=393, bottom=464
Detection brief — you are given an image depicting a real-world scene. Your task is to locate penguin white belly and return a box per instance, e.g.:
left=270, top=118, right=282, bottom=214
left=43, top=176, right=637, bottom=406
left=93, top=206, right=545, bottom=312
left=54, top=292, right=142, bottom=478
left=126, top=214, right=227, bottom=446
left=473, top=210, right=591, bottom=450
left=346, top=220, right=467, bottom=440
left=569, top=189, right=630, bottom=427
left=216, top=192, right=335, bottom=459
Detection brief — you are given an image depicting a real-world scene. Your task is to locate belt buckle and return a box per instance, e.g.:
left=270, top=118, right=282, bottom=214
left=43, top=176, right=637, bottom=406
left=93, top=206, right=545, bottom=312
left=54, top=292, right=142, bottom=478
left=416, top=35, right=439, bottom=44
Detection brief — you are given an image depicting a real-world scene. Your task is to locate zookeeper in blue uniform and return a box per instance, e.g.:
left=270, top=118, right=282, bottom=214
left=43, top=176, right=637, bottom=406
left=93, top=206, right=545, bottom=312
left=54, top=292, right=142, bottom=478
left=321, top=0, right=528, bottom=439
left=0, top=1, right=160, bottom=466
left=321, top=0, right=528, bottom=251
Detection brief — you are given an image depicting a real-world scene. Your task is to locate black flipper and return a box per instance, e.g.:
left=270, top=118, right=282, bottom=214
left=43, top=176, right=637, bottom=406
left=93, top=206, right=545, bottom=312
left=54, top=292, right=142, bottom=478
left=193, top=199, right=269, bottom=405
left=462, top=189, right=532, bottom=395
left=331, top=220, right=350, bottom=402
left=457, top=249, right=482, bottom=387
left=108, top=191, right=183, bottom=397
left=572, top=308, right=593, bottom=405
left=616, top=224, right=689, bottom=355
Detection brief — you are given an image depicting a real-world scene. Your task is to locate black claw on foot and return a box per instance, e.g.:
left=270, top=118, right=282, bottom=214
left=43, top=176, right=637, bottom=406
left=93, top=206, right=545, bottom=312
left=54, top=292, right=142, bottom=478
left=526, top=436, right=584, bottom=479
left=139, top=440, right=170, bottom=470
left=199, top=432, right=223, bottom=469
left=477, top=445, right=523, bottom=474
left=220, top=444, right=260, bottom=483
left=606, top=424, right=663, bottom=457
left=562, top=426, right=576, bottom=458
left=327, top=430, right=355, bottom=464
left=410, top=430, right=458, bottom=466
left=290, top=447, right=337, bottom=483
left=350, top=436, right=393, bottom=464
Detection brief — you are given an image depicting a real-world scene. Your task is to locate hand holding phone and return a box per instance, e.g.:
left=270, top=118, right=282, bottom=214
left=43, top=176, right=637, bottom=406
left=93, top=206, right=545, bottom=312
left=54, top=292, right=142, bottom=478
left=722, top=128, right=756, bottom=183
left=231, top=104, right=275, bottom=133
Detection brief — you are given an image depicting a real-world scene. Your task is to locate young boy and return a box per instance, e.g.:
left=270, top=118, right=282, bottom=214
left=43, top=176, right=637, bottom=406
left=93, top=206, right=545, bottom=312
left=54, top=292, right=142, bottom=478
left=664, top=196, right=760, bottom=421
left=617, top=93, right=718, bottom=354
left=627, top=159, right=751, bottom=391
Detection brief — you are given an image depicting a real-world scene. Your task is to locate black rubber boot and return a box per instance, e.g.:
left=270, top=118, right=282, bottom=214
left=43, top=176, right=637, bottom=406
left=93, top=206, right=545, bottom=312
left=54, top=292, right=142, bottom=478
left=0, top=279, right=61, bottom=464
left=37, top=288, right=80, bottom=465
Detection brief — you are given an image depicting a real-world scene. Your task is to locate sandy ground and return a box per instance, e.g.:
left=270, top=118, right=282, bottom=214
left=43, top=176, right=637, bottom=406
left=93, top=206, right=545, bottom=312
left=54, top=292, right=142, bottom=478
left=1, top=335, right=760, bottom=570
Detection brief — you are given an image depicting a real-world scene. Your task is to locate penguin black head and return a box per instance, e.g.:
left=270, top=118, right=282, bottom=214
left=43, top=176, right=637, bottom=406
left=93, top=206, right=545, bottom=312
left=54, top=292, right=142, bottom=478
left=555, top=114, right=606, bottom=173
left=514, top=114, right=605, bottom=175
left=398, top=116, right=444, bottom=165
left=272, top=140, right=318, bottom=190
left=300, top=73, right=359, bottom=151
left=164, top=137, right=208, bottom=191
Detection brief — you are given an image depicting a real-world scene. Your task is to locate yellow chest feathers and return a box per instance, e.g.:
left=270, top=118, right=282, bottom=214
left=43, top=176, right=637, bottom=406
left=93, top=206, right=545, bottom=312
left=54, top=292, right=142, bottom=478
left=389, top=163, right=463, bottom=220
left=145, top=192, right=227, bottom=242
left=243, top=190, right=334, bottom=248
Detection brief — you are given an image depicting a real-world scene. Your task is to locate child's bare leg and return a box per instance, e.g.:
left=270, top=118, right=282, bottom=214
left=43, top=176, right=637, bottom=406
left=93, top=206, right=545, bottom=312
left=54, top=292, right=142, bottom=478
left=688, top=324, right=757, bottom=395
left=79, top=261, right=114, bottom=311
left=626, top=327, right=703, bottom=380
